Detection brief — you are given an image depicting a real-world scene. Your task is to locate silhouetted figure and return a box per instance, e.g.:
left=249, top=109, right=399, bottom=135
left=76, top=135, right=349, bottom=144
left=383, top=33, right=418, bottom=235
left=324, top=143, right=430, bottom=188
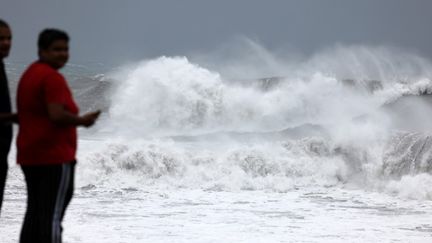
left=0, top=19, right=17, bottom=217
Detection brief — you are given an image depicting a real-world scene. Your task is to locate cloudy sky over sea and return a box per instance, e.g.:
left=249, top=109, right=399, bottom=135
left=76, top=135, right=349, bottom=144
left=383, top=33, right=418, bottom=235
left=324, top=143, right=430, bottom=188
left=1, top=0, right=432, bottom=63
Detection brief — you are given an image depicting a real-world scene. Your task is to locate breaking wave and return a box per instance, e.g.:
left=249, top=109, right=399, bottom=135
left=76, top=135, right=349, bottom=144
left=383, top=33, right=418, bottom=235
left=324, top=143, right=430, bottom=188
left=9, top=43, right=431, bottom=199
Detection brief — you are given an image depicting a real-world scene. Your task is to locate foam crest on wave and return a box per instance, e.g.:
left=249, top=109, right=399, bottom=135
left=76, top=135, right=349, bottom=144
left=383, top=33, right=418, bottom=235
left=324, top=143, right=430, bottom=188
left=105, top=55, right=419, bottom=138
left=77, top=138, right=349, bottom=192
left=77, top=135, right=432, bottom=199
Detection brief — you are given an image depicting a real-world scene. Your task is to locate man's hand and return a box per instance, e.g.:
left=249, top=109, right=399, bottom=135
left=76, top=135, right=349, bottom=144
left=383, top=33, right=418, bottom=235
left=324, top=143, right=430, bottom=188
left=80, top=110, right=101, bottom=127
left=48, top=103, right=101, bottom=127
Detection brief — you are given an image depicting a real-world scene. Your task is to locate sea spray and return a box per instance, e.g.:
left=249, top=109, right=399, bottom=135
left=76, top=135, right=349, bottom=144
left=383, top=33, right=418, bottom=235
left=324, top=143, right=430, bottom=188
left=106, top=57, right=392, bottom=137
left=75, top=42, right=432, bottom=199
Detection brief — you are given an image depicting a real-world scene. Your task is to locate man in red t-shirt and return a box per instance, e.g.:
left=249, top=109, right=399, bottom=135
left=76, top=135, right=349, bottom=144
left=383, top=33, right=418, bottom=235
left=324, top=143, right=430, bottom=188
left=17, top=29, right=100, bottom=243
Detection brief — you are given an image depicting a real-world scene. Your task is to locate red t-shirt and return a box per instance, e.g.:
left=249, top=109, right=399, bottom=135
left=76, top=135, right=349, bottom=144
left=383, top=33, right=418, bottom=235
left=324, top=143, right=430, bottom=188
left=17, top=61, right=79, bottom=165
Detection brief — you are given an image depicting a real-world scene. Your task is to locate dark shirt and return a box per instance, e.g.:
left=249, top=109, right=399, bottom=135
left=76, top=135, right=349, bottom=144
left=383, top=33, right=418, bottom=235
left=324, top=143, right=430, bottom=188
left=0, top=60, right=12, bottom=148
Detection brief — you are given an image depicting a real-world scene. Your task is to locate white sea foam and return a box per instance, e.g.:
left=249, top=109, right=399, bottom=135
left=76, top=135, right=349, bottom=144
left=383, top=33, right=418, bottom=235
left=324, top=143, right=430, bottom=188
left=76, top=137, right=349, bottom=192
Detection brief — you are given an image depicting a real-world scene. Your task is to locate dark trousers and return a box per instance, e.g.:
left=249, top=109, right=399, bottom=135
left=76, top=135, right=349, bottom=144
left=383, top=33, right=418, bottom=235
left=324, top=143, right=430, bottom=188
left=0, top=142, right=11, bottom=217
left=0, top=149, right=8, bottom=216
left=20, top=162, right=75, bottom=243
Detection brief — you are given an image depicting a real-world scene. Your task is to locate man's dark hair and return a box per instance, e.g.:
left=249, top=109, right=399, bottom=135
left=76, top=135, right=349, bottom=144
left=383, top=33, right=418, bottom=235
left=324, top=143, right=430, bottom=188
left=38, top=28, right=69, bottom=50
left=0, top=19, right=9, bottom=29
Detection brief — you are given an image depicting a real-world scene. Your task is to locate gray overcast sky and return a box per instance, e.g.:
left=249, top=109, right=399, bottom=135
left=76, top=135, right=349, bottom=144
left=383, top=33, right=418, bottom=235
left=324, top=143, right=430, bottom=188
left=2, top=0, right=432, bottom=64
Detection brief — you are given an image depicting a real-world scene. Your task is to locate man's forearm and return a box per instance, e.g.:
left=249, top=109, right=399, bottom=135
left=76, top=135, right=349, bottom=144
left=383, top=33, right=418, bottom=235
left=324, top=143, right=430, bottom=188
left=0, top=113, right=17, bottom=124
left=49, top=109, right=86, bottom=126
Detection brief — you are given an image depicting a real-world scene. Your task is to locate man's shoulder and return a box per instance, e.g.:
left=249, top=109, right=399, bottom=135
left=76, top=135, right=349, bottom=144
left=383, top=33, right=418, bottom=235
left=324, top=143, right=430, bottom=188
left=23, top=62, right=62, bottom=81
left=28, top=61, right=56, bottom=74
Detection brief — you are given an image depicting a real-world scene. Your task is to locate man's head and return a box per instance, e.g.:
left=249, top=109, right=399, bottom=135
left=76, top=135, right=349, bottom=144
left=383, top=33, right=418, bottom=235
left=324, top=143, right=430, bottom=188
left=38, top=29, right=69, bottom=69
left=0, top=19, right=12, bottom=59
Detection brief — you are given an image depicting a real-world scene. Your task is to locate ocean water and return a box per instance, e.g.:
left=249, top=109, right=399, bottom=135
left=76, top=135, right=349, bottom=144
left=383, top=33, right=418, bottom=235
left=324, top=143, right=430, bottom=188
left=2, top=43, right=432, bottom=242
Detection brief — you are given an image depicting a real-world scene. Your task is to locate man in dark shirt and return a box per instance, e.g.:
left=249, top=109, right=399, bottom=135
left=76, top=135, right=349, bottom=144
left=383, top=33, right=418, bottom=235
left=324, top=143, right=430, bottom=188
left=0, top=19, right=17, bottom=216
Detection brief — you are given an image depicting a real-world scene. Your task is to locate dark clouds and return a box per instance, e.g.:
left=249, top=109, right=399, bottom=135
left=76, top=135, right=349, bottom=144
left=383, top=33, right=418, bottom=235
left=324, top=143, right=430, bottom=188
left=1, top=0, right=432, bottom=63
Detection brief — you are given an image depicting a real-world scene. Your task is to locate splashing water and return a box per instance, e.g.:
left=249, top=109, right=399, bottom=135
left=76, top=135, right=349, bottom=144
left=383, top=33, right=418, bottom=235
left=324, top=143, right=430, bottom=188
left=75, top=41, right=432, bottom=200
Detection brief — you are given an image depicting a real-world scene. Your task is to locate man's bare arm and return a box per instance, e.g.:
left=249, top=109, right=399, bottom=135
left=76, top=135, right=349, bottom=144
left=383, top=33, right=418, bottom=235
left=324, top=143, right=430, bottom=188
left=0, top=112, right=18, bottom=124
left=47, top=103, right=100, bottom=127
